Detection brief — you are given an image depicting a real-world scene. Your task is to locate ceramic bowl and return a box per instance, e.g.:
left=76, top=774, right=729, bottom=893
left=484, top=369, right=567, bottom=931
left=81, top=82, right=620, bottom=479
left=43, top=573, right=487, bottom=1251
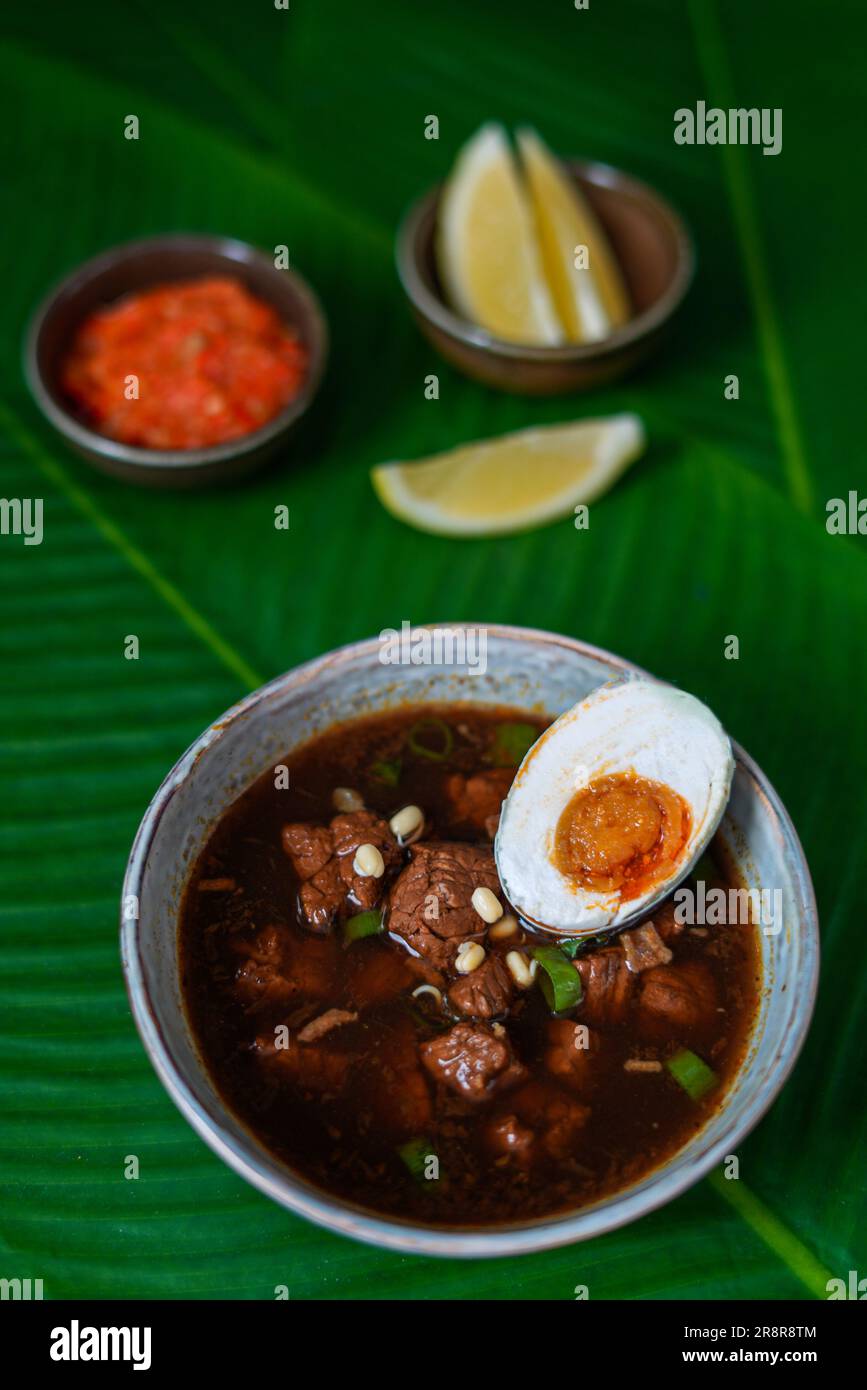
left=24, top=234, right=328, bottom=488
left=121, top=626, right=818, bottom=1257
left=396, top=160, right=694, bottom=394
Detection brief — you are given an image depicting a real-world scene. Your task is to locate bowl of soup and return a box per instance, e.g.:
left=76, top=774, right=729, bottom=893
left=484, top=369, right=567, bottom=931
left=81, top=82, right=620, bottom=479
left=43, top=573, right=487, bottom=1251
left=120, top=626, right=818, bottom=1256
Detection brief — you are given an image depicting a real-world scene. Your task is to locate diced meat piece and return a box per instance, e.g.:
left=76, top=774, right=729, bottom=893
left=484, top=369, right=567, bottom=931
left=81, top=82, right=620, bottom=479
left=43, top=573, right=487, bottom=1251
left=380, top=1062, right=433, bottom=1139
left=543, top=1019, right=598, bottom=1093
left=253, top=1032, right=351, bottom=1096
left=386, top=842, right=503, bottom=967
left=233, top=924, right=287, bottom=969
left=363, top=1017, right=433, bottom=1140
left=330, top=811, right=398, bottom=871
left=232, top=925, right=337, bottom=1011
left=282, top=810, right=401, bottom=930
left=404, top=953, right=445, bottom=989
left=484, top=1112, right=536, bottom=1167
left=575, top=947, right=636, bottom=1028
left=420, top=1022, right=526, bottom=1104
left=637, top=961, right=718, bottom=1042
left=511, top=1081, right=591, bottom=1161
left=447, top=954, right=514, bottom=1020
left=234, top=953, right=291, bottom=1011
left=296, top=1008, right=358, bottom=1043
left=280, top=824, right=333, bottom=881
left=446, top=768, right=514, bottom=831
left=347, top=943, right=416, bottom=1007
left=649, top=898, right=685, bottom=945
left=541, top=1096, right=592, bottom=1160
left=621, top=922, right=673, bottom=973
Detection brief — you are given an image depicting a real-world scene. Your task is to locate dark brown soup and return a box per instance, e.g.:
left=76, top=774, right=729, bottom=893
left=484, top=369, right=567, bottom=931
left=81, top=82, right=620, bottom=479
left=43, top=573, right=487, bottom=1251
left=180, top=704, right=760, bottom=1226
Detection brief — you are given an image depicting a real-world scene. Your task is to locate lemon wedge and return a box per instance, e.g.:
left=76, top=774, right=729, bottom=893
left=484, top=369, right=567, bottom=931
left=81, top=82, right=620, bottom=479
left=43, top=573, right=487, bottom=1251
left=437, top=124, right=563, bottom=346
left=517, top=127, right=631, bottom=343
left=371, top=414, right=645, bottom=537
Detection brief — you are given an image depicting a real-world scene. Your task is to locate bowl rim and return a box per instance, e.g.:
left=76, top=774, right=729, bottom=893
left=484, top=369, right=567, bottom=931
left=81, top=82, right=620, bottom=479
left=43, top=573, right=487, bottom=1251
left=396, top=158, right=696, bottom=362
left=23, top=232, right=329, bottom=472
left=120, top=624, right=819, bottom=1259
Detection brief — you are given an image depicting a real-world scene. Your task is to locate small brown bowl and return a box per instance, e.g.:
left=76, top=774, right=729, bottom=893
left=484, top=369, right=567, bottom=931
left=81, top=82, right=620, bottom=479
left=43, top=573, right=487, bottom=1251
left=24, top=234, right=328, bottom=488
left=396, top=159, right=694, bottom=395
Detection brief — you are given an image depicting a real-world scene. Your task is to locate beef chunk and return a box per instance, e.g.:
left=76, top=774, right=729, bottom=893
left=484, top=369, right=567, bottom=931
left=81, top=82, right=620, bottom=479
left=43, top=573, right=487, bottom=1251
left=511, top=1081, right=591, bottom=1160
left=484, top=1112, right=536, bottom=1167
left=448, top=954, right=514, bottom=1020
left=446, top=768, right=514, bottom=833
left=575, top=947, right=636, bottom=1028
left=637, top=961, right=718, bottom=1042
left=347, top=942, right=416, bottom=1006
left=282, top=809, right=401, bottom=930
left=539, top=1096, right=591, bottom=1161
left=346, top=941, right=444, bottom=1010
left=420, top=1022, right=526, bottom=1103
left=280, top=824, right=332, bottom=882
left=621, top=922, right=673, bottom=973
left=543, top=1019, right=598, bottom=1093
left=363, top=1017, right=433, bottom=1140
left=232, top=925, right=337, bottom=1012
left=253, top=1031, right=351, bottom=1096
left=405, top=954, right=445, bottom=988
left=648, top=898, right=686, bottom=945
left=386, top=842, right=503, bottom=967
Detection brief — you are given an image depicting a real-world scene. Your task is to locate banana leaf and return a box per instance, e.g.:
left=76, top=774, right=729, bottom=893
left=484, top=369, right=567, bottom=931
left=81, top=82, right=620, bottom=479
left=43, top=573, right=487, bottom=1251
left=0, top=0, right=864, bottom=1299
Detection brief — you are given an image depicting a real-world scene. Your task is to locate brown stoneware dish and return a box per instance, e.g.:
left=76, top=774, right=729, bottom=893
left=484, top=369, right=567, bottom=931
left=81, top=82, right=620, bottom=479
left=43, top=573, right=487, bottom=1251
left=396, top=161, right=694, bottom=395
left=24, top=234, right=328, bottom=488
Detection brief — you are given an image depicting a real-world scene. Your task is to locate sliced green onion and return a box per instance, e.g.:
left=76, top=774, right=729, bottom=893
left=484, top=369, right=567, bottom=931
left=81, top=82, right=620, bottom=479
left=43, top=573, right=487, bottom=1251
left=407, top=718, right=454, bottom=762
left=370, top=757, right=401, bottom=786
left=566, top=939, right=605, bottom=961
left=398, top=1136, right=437, bottom=1180
left=344, top=909, right=383, bottom=943
left=666, top=1048, right=717, bottom=1100
left=555, top=936, right=606, bottom=959
left=489, top=721, right=538, bottom=767
left=531, top=945, right=583, bottom=1013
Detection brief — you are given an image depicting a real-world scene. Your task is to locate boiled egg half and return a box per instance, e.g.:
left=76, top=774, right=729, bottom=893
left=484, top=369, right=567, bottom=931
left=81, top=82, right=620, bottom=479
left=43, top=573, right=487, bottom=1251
left=494, top=678, right=734, bottom=935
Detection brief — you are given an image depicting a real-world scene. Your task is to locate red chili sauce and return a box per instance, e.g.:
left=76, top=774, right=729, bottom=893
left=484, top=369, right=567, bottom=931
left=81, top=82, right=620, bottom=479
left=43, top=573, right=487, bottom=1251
left=60, top=276, right=309, bottom=450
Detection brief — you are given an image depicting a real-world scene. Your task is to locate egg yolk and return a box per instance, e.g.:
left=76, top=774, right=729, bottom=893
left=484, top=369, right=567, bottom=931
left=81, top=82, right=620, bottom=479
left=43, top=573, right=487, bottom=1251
left=553, top=772, right=691, bottom=898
